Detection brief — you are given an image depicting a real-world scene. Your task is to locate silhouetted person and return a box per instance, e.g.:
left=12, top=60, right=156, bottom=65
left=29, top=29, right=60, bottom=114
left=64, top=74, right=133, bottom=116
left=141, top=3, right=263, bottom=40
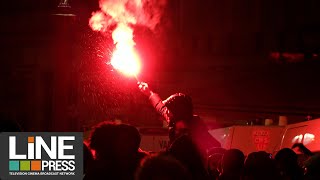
left=139, top=83, right=220, bottom=179
left=135, top=153, right=191, bottom=180
left=292, top=143, right=320, bottom=180
left=243, top=151, right=280, bottom=180
left=292, top=143, right=314, bottom=167
left=84, top=121, right=147, bottom=180
left=207, top=147, right=226, bottom=179
left=83, top=143, right=93, bottom=175
left=219, top=149, right=245, bottom=180
left=292, top=143, right=313, bottom=156
left=84, top=121, right=118, bottom=180
left=114, top=124, right=149, bottom=178
left=138, top=82, right=220, bottom=156
left=304, top=153, right=320, bottom=180
left=274, top=148, right=304, bottom=180
left=167, top=133, right=210, bottom=180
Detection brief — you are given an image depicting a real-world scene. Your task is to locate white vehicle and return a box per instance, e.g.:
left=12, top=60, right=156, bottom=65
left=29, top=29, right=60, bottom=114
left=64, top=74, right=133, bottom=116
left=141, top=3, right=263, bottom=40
left=139, top=127, right=169, bottom=152
left=139, top=125, right=286, bottom=155
left=139, top=118, right=320, bottom=155
left=209, top=126, right=285, bottom=155
left=280, top=118, right=320, bottom=153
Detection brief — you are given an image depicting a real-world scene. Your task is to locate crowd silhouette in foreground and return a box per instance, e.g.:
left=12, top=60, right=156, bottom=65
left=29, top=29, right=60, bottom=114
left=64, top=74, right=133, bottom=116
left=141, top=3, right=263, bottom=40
left=79, top=120, right=320, bottom=180
left=1, top=81, right=320, bottom=180
left=88, top=80, right=320, bottom=180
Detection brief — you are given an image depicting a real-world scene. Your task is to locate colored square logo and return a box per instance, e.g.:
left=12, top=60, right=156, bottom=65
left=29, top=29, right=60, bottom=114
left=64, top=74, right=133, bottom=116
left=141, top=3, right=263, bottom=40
left=28, top=136, right=34, bottom=143
left=9, top=161, right=19, bottom=171
left=20, top=161, right=30, bottom=171
left=1, top=132, right=84, bottom=180
left=31, top=160, right=41, bottom=171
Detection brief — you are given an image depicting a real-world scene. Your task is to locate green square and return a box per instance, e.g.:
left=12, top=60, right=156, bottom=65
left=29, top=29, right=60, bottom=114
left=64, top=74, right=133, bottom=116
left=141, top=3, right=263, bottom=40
left=20, top=161, right=30, bottom=171
left=9, top=161, right=19, bottom=171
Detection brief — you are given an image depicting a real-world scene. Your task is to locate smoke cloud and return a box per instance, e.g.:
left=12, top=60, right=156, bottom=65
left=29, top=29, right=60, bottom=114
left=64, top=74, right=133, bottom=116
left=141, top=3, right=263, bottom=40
left=89, top=0, right=167, bottom=32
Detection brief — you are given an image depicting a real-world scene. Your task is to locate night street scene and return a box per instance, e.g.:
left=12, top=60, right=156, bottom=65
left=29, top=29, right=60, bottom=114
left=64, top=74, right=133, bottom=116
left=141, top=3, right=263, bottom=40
left=1, top=0, right=320, bottom=179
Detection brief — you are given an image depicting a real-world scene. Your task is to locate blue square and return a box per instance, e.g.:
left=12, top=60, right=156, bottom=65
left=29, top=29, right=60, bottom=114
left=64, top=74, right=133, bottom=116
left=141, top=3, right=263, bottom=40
left=9, top=161, right=19, bottom=171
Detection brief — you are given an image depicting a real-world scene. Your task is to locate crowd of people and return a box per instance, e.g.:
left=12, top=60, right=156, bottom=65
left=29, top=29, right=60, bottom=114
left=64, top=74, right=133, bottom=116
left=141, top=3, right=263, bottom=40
left=1, top=82, right=320, bottom=180
left=80, top=121, right=320, bottom=180
left=82, top=82, right=320, bottom=180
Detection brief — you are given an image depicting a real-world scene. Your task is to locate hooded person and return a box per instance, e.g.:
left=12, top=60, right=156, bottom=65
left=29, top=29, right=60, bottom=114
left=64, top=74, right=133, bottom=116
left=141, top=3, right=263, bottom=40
left=138, top=82, right=221, bottom=162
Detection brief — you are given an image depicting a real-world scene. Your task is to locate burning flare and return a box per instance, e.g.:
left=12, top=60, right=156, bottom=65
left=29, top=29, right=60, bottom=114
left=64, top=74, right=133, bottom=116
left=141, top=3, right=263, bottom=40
left=89, top=0, right=167, bottom=77
left=110, top=23, right=140, bottom=76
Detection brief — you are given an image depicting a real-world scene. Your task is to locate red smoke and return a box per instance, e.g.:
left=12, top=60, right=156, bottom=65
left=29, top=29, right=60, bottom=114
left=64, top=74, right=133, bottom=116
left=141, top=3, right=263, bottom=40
left=90, top=0, right=167, bottom=32
left=89, top=0, right=167, bottom=77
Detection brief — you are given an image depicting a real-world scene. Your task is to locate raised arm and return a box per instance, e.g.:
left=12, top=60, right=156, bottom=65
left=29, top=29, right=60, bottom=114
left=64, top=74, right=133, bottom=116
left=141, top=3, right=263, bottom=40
left=138, top=82, right=172, bottom=124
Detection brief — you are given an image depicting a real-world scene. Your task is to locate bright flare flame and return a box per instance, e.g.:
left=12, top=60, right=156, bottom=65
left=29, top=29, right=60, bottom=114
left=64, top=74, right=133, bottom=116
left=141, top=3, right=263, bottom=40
left=89, top=0, right=167, bottom=77
left=110, top=23, right=141, bottom=76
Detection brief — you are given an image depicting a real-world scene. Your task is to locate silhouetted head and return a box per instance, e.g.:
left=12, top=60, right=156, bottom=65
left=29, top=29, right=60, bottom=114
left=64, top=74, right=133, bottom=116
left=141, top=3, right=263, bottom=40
left=275, top=148, right=304, bottom=180
left=207, top=147, right=226, bottom=173
left=164, top=93, right=194, bottom=141
left=163, top=93, right=193, bottom=123
left=275, top=148, right=298, bottom=165
left=87, top=121, right=143, bottom=180
left=244, top=151, right=279, bottom=180
left=221, top=149, right=245, bottom=174
left=89, top=121, right=118, bottom=160
left=115, top=124, right=141, bottom=156
left=89, top=122, right=141, bottom=160
left=136, top=154, right=191, bottom=180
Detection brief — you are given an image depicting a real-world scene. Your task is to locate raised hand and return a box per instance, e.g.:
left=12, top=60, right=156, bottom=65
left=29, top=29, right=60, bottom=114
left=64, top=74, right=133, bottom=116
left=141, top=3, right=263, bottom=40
left=138, top=82, right=152, bottom=97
